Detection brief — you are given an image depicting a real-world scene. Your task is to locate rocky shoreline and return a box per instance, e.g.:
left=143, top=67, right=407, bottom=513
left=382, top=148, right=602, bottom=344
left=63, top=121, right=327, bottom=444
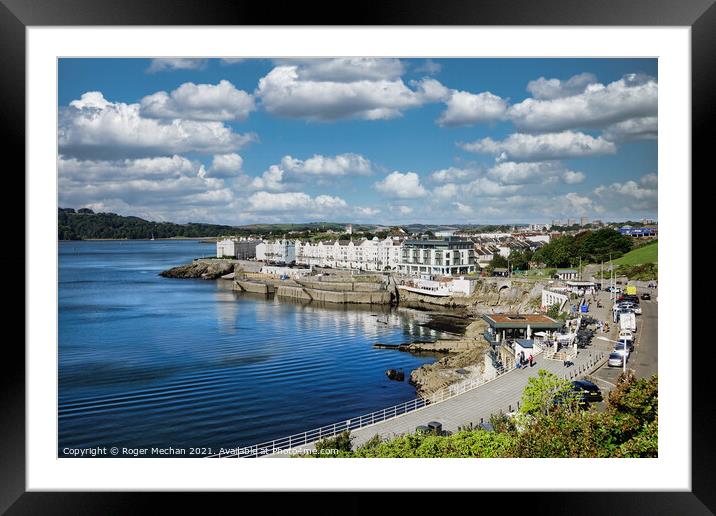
left=159, top=259, right=239, bottom=280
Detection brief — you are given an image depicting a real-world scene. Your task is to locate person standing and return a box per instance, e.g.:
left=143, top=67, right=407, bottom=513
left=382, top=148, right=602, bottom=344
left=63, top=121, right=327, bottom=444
left=528, top=354, right=534, bottom=367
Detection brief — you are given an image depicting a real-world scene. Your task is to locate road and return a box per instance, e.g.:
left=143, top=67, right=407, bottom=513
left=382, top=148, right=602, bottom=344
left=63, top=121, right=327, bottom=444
left=588, top=286, right=658, bottom=392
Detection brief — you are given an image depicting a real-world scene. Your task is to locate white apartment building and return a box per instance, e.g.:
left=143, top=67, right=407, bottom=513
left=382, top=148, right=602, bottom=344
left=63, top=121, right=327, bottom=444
left=398, top=237, right=477, bottom=277
left=295, top=237, right=401, bottom=271
left=216, top=238, right=260, bottom=259
left=256, top=239, right=296, bottom=264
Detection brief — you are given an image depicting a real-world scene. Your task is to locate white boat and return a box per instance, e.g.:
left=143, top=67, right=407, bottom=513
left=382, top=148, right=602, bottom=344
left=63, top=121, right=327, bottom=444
left=397, top=285, right=451, bottom=297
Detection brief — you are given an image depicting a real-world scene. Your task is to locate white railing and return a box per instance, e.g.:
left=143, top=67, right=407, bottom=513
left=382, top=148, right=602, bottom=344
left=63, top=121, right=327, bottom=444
left=209, top=396, right=430, bottom=458
left=210, top=357, right=519, bottom=458
left=426, top=362, right=512, bottom=404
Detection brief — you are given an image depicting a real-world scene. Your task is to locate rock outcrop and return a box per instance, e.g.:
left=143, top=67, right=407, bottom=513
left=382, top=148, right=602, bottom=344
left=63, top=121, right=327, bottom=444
left=159, top=259, right=236, bottom=280
left=408, top=318, right=490, bottom=397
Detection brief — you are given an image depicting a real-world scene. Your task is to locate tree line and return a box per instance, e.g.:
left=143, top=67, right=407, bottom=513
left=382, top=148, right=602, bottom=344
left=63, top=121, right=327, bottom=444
left=58, top=208, right=242, bottom=240
left=532, top=228, right=632, bottom=267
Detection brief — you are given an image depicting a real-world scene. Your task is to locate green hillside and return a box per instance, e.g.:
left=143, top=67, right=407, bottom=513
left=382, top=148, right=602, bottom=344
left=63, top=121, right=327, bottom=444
left=613, top=241, right=658, bottom=265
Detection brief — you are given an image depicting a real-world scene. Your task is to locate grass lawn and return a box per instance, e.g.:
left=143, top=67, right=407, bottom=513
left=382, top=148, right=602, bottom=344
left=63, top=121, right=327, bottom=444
left=613, top=242, right=657, bottom=266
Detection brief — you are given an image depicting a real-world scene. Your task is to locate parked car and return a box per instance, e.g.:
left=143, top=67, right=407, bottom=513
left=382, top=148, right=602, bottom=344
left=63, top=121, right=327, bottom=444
left=618, top=337, right=634, bottom=352
left=641, top=292, right=651, bottom=300
left=619, top=330, right=634, bottom=341
left=613, top=342, right=630, bottom=359
left=571, top=379, right=603, bottom=403
left=608, top=352, right=624, bottom=367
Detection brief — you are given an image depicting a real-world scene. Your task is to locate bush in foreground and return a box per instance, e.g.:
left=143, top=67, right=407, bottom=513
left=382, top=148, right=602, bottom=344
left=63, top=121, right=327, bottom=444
left=311, top=371, right=658, bottom=458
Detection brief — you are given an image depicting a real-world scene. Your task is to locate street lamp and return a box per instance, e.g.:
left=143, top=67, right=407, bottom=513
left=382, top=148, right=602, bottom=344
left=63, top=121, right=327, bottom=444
left=596, top=335, right=627, bottom=374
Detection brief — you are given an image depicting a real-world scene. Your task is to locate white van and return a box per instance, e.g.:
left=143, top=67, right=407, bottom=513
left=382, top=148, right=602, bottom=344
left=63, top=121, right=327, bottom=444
left=619, top=312, right=637, bottom=333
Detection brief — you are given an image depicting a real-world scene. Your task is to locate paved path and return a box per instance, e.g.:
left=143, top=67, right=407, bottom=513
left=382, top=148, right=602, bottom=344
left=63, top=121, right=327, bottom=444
left=269, top=344, right=606, bottom=456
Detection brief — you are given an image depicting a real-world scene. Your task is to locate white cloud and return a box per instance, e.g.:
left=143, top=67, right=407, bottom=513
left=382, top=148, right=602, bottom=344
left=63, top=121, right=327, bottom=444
left=434, top=183, right=459, bottom=199
left=526, top=73, right=597, bottom=100
left=356, top=206, right=381, bottom=216
left=374, top=171, right=428, bottom=198
left=486, top=161, right=581, bottom=185
left=280, top=153, right=373, bottom=177
left=460, top=131, right=616, bottom=161
left=438, top=90, right=508, bottom=127
left=414, top=59, right=442, bottom=75
left=210, top=153, right=244, bottom=178
left=562, top=170, right=586, bottom=184
left=147, top=58, right=208, bottom=73
left=430, top=167, right=474, bottom=183
left=594, top=173, right=657, bottom=203
left=58, top=155, right=237, bottom=221
left=140, top=80, right=255, bottom=121
left=563, top=192, right=595, bottom=215
left=603, top=116, right=658, bottom=142
left=59, top=155, right=201, bottom=181
left=220, top=58, right=245, bottom=65
left=279, top=58, right=406, bottom=82
left=509, top=74, right=658, bottom=132
left=60, top=92, right=256, bottom=160
left=412, top=78, right=451, bottom=102
left=454, top=202, right=473, bottom=215
left=250, top=165, right=286, bottom=192
left=256, top=64, right=443, bottom=121
left=467, top=177, right=523, bottom=197
left=395, top=205, right=413, bottom=215
left=314, top=195, right=348, bottom=209
left=246, top=191, right=347, bottom=212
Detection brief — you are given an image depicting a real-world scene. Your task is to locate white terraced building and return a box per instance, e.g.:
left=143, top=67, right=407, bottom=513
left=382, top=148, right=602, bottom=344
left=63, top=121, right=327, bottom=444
left=295, top=237, right=402, bottom=271
left=216, top=238, right=261, bottom=259
left=255, top=239, right=296, bottom=264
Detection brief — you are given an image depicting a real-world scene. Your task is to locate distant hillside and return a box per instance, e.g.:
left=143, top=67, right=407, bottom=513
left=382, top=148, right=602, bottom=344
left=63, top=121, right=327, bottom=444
left=58, top=208, right=241, bottom=240
left=57, top=208, right=375, bottom=240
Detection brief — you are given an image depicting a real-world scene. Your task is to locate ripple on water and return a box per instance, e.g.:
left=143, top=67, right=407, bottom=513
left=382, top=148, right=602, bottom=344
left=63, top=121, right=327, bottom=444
left=59, top=241, right=452, bottom=452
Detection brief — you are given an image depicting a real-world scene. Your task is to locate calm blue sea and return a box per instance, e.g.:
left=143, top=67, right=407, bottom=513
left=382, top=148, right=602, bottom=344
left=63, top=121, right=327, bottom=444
left=58, top=240, right=449, bottom=456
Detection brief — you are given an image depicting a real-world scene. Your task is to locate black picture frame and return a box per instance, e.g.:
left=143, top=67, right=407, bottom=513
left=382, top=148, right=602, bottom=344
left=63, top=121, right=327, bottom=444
left=2, top=0, right=705, bottom=512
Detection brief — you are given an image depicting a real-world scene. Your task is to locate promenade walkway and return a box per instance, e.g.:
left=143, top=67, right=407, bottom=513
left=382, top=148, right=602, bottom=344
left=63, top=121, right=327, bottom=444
left=267, top=345, right=607, bottom=456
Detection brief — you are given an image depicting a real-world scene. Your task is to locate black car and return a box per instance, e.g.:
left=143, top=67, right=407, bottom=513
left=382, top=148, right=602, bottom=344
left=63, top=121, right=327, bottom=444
left=641, top=292, right=651, bottom=300
left=571, top=380, right=603, bottom=403
left=618, top=294, right=640, bottom=304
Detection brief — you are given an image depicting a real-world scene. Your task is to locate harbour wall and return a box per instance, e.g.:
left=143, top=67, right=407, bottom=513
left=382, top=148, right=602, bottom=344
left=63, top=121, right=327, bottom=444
left=276, top=285, right=392, bottom=304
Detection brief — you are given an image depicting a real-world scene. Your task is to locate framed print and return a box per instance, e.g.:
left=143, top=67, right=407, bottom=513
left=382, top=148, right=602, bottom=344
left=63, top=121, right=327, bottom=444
left=3, top=0, right=708, bottom=511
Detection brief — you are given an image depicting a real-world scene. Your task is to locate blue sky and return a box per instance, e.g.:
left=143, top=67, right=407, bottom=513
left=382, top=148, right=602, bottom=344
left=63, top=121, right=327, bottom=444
left=58, top=58, right=658, bottom=225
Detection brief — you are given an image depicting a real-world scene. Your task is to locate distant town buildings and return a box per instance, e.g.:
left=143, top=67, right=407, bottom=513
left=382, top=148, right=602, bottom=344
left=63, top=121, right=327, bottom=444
left=618, top=225, right=657, bottom=237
